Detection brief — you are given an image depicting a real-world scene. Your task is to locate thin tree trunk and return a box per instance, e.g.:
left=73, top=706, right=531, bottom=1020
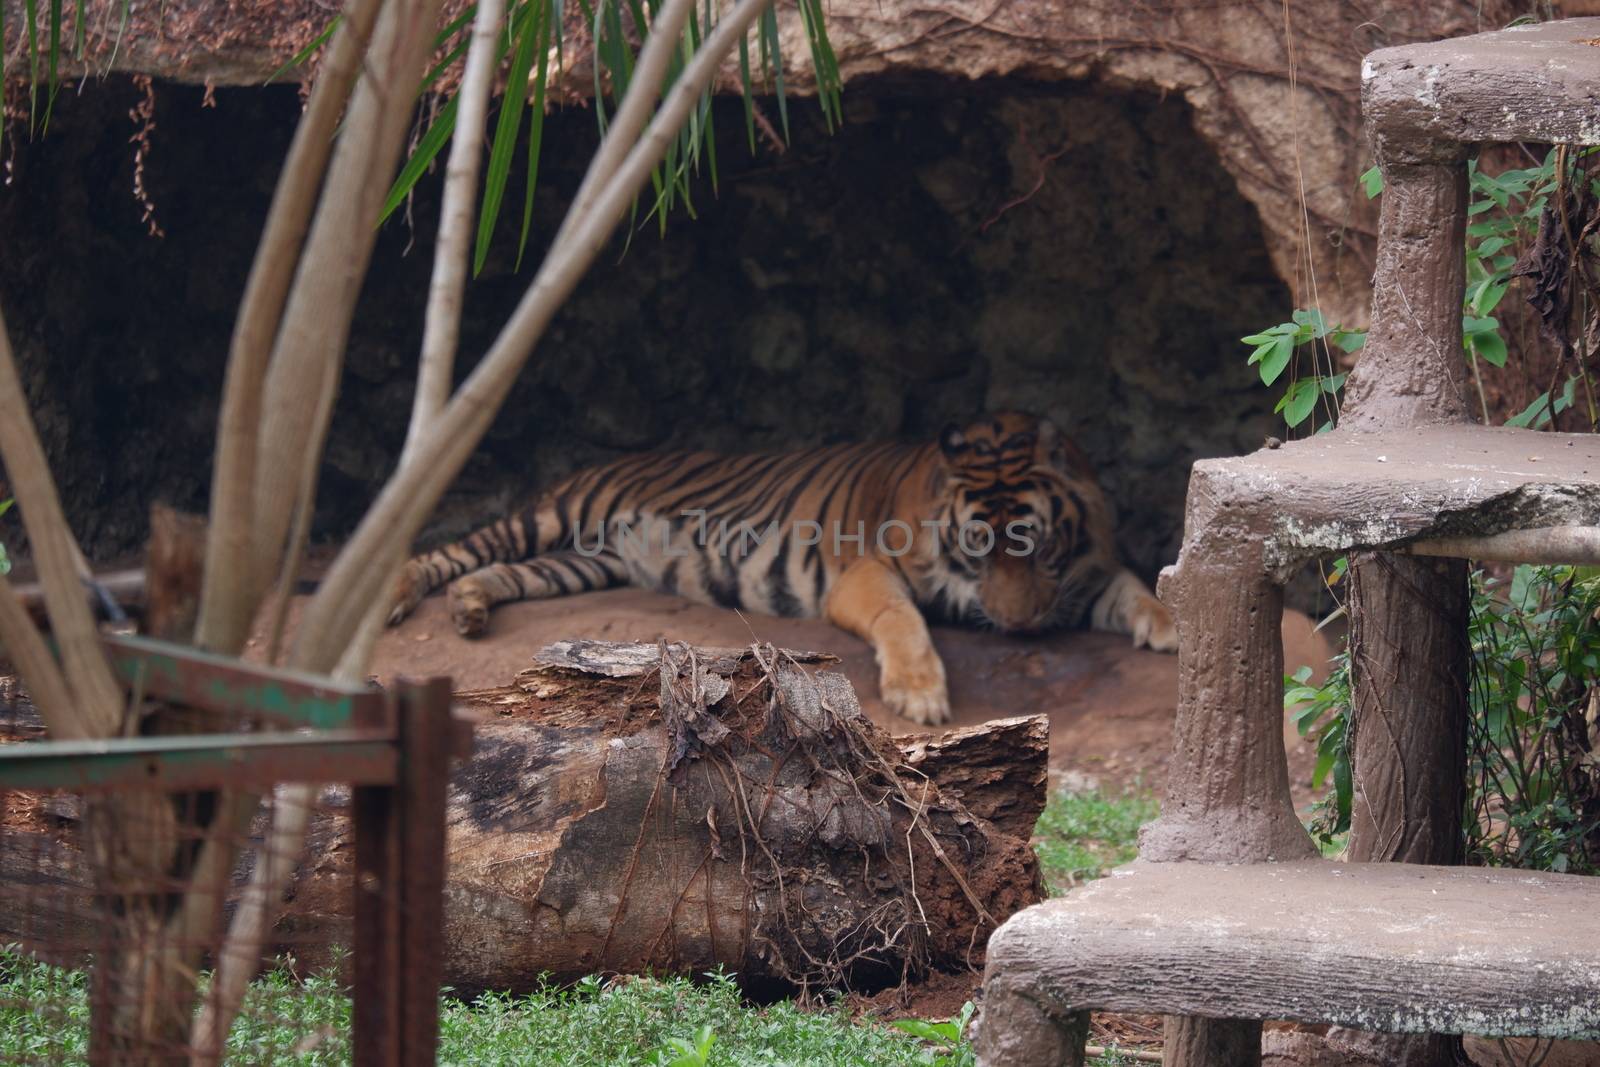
left=295, top=0, right=778, bottom=667
left=196, top=0, right=385, bottom=655
left=0, top=311, right=122, bottom=740
left=402, top=0, right=506, bottom=469
left=1328, top=553, right=1471, bottom=1067
left=246, top=0, right=448, bottom=636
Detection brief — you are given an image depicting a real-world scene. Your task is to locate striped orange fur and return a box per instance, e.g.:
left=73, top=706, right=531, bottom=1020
left=389, top=412, right=1175, bottom=723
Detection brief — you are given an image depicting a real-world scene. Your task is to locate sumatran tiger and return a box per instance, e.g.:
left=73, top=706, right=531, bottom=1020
left=387, top=412, right=1176, bottom=725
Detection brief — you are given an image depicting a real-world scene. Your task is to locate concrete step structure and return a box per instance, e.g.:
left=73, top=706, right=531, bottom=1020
left=979, top=860, right=1600, bottom=1063
left=977, top=18, right=1600, bottom=1066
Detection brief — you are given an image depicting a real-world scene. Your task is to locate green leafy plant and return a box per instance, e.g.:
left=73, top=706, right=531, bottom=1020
left=892, top=1001, right=976, bottom=1067
left=1264, top=149, right=1600, bottom=872
left=1285, top=566, right=1600, bottom=874
left=1, top=954, right=1006, bottom=1066
left=1241, top=308, right=1360, bottom=430
left=1254, top=149, right=1600, bottom=433
left=7, top=0, right=844, bottom=276
left=1465, top=565, right=1600, bottom=873
left=363, top=0, right=844, bottom=272
left=1284, top=650, right=1352, bottom=847
left=653, top=1023, right=718, bottom=1066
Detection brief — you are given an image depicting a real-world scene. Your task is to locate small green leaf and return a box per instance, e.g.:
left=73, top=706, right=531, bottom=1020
left=1556, top=374, right=1578, bottom=414
left=24, top=0, right=39, bottom=132
left=1506, top=391, right=1552, bottom=429
left=892, top=1019, right=946, bottom=1043
left=1258, top=335, right=1293, bottom=386
left=761, top=4, right=788, bottom=144
left=269, top=14, right=341, bottom=83
left=1360, top=164, right=1383, bottom=199
left=1333, top=329, right=1366, bottom=353
left=737, top=27, right=756, bottom=153
left=1312, top=745, right=1336, bottom=787
left=1281, top=377, right=1320, bottom=427
left=1470, top=330, right=1508, bottom=368
left=515, top=0, right=553, bottom=271
left=44, top=0, right=60, bottom=131
left=1473, top=280, right=1508, bottom=315
left=1292, top=308, right=1328, bottom=339
left=474, top=0, right=543, bottom=276
left=380, top=94, right=460, bottom=223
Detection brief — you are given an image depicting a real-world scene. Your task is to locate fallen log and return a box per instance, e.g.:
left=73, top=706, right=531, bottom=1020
left=286, top=639, right=1046, bottom=993
left=2, top=640, right=1048, bottom=995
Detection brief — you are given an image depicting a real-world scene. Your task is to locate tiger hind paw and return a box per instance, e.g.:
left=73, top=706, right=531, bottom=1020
left=386, top=564, right=426, bottom=627
left=447, top=577, right=491, bottom=638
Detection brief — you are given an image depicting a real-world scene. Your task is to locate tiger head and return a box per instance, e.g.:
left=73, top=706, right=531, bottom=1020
left=932, top=412, right=1117, bottom=634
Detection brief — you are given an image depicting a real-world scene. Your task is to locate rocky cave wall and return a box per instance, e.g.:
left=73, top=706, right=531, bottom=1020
left=0, top=74, right=1288, bottom=581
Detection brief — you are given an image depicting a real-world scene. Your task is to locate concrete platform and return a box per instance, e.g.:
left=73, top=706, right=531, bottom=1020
left=981, top=860, right=1600, bottom=1043
left=1363, top=17, right=1600, bottom=157
left=1184, top=425, right=1600, bottom=577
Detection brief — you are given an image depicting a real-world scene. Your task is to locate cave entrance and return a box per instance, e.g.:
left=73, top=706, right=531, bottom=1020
left=1, top=73, right=1298, bottom=789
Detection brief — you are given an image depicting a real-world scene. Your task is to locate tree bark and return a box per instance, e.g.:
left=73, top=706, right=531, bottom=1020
left=1328, top=553, right=1471, bottom=1067
left=4, top=641, right=1046, bottom=995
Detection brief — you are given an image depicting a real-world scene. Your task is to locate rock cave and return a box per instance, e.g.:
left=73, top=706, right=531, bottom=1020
left=0, top=73, right=1288, bottom=582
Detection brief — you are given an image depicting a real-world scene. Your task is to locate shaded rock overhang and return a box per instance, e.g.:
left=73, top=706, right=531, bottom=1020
left=0, top=1, right=1529, bottom=326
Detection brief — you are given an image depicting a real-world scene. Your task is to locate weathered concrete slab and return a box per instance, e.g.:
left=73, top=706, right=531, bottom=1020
left=1364, top=18, right=1600, bottom=160
left=1182, top=424, right=1600, bottom=578
left=982, top=860, right=1600, bottom=1041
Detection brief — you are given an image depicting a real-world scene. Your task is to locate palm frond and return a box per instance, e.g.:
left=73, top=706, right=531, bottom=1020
left=8, top=0, right=840, bottom=248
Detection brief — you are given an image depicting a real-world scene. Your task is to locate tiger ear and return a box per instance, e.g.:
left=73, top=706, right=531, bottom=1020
left=1038, top=419, right=1092, bottom=476
left=938, top=423, right=967, bottom=459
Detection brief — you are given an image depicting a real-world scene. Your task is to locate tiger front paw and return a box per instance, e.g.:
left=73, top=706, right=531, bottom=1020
left=1131, top=595, right=1177, bottom=653
left=879, top=651, right=951, bottom=726
left=447, top=577, right=491, bottom=638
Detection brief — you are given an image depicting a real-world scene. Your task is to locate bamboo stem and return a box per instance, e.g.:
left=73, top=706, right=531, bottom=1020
left=0, top=308, right=122, bottom=739
left=402, top=0, right=508, bottom=470
left=1401, top=525, right=1600, bottom=565
left=196, top=0, right=385, bottom=654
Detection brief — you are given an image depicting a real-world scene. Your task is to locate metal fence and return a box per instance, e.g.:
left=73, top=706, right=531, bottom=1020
left=0, top=634, right=466, bottom=1066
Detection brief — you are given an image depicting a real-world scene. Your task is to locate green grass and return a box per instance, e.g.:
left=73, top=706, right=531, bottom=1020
left=0, top=788, right=1157, bottom=1065
left=0, top=956, right=971, bottom=1066
left=1032, top=786, right=1160, bottom=893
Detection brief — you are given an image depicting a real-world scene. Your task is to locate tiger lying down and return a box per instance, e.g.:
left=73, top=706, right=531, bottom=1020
left=388, top=411, right=1176, bottom=725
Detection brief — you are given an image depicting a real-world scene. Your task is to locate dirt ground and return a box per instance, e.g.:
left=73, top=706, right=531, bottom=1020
left=261, top=587, right=1334, bottom=809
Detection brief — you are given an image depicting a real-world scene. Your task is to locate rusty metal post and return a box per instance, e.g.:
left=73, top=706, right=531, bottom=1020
left=353, top=690, right=402, bottom=1067
left=397, top=677, right=453, bottom=1066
